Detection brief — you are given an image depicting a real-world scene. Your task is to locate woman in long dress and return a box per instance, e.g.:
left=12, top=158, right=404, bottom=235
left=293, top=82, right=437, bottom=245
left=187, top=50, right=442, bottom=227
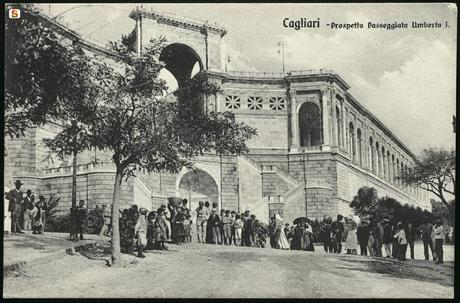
left=275, top=214, right=290, bottom=250
left=345, top=217, right=358, bottom=254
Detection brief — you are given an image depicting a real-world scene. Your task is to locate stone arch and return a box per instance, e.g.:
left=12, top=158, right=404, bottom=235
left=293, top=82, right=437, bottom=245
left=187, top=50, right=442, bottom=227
left=177, top=167, right=220, bottom=213
left=159, top=43, right=204, bottom=88
left=298, top=102, right=321, bottom=147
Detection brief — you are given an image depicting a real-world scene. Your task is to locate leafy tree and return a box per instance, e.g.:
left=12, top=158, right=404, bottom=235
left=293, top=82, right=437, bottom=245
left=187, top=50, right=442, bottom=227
left=47, top=36, right=256, bottom=266
left=400, top=148, right=455, bottom=208
left=4, top=4, right=89, bottom=138
left=350, top=186, right=378, bottom=218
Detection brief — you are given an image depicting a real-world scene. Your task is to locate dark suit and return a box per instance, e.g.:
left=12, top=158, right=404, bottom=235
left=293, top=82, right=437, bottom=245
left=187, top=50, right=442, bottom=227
left=6, top=188, right=23, bottom=232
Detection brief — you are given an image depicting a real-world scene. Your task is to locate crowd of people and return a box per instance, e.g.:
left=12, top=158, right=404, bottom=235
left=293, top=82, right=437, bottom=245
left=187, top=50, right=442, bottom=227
left=5, top=180, right=45, bottom=234
left=5, top=181, right=450, bottom=265
left=117, top=199, right=193, bottom=257
left=309, top=214, right=447, bottom=264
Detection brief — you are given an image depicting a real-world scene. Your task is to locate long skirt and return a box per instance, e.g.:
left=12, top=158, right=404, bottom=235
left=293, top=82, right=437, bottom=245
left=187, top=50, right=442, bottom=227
left=345, top=230, right=358, bottom=251
left=278, top=229, right=290, bottom=249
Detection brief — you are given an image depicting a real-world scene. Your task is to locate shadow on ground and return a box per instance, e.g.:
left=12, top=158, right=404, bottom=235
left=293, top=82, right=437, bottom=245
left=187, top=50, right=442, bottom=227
left=337, top=257, right=454, bottom=287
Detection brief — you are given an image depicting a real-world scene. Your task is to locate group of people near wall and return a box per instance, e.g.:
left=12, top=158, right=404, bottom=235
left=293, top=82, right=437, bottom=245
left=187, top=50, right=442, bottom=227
left=311, top=214, right=447, bottom=264
left=118, top=199, right=193, bottom=257
left=195, top=201, right=269, bottom=247
left=5, top=180, right=45, bottom=234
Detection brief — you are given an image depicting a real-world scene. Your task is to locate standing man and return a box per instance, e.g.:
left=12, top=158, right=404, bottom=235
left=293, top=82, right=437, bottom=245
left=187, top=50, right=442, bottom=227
left=357, top=220, right=370, bottom=256
left=230, top=210, right=237, bottom=245
left=433, top=218, right=445, bottom=264
left=418, top=218, right=435, bottom=261
left=222, top=210, right=233, bottom=245
left=405, top=223, right=416, bottom=260
left=99, top=204, right=112, bottom=237
left=135, top=208, right=148, bottom=258
left=76, top=200, right=87, bottom=240
left=195, top=201, right=210, bottom=244
left=382, top=219, right=393, bottom=258
left=331, top=214, right=345, bottom=254
left=242, top=210, right=251, bottom=246
left=23, top=191, right=35, bottom=231
left=208, top=209, right=221, bottom=244
left=6, top=180, right=24, bottom=233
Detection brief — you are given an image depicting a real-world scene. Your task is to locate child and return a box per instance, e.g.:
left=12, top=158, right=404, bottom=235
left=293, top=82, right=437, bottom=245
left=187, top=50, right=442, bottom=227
left=146, top=211, right=156, bottom=250
left=183, top=214, right=191, bottom=243
left=30, top=200, right=43, bottom=234
left=134, top=208, right=148, bottom=258
left=233, top=214, right=243, bottom=246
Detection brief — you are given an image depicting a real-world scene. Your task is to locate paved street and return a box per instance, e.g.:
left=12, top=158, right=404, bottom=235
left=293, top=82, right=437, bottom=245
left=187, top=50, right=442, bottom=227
left=3, top=238, right=454, bottom=298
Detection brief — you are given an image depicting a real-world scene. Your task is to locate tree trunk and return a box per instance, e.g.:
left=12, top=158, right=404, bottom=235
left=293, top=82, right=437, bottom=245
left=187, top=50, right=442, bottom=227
left=70, top=151, right=78, bottom=241
left=111, top=167, right=123, bottom=266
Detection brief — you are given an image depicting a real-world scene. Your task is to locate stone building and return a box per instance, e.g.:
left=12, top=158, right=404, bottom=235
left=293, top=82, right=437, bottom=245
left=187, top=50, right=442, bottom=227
left=4, top=7, right=430, bottom=223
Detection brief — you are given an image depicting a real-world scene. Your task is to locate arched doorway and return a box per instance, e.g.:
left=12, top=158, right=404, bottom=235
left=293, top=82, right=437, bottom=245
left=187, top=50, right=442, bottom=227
left=159, top=43, right=203, bottom=88
left=299, top=102, right=321, bottom=146
left=178, top=168, right=219, bottom=214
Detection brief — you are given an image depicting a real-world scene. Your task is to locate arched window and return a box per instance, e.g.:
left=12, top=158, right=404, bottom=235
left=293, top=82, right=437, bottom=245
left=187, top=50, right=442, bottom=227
left=396, top=158, right=400, bottom=187
left=336, top=106, right=342, bottom=148
left=375, top=141, right=380, bottom=176
left=386, top=151, right=391, bottom=182
left=299, top=102, right=321, bottom=146
left=357, top=128, right=362, bottom=166
left=349, top=122, right=356, bottom=162
left=369, top=137, right=374, bottom=173
left=381, top=146, right=388, bottom=180
left=391, top=155, right=395, bottom=184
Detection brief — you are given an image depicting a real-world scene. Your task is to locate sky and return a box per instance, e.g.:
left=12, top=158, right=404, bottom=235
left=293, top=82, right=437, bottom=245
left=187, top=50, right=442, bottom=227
left=37, top=3, right=457, bottom=156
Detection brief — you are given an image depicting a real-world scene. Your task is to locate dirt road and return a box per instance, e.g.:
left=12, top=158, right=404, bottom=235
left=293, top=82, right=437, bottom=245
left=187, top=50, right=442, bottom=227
left=3, top=242, right=454, bottom=298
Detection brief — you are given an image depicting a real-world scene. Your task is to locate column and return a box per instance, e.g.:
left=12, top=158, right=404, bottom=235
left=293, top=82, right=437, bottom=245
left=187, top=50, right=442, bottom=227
left=290, top=90, right=299, bottom=150
left=321, top=88, right=331, bottom=150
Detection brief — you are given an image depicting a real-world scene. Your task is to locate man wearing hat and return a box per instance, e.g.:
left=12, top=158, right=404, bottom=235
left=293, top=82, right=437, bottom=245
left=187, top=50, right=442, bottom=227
left=23, top=191, right=35, bottom=231
left=208, top=208, right=222, bottom=244
left=6, top=180, right=24, bottom=233
left=76, top=200, right=87, bottom=240
left=195, top=201, right=210, bottom=243
left=135, top=208, right=148, bottom=258
left=222, top=209, right=233, bottom=245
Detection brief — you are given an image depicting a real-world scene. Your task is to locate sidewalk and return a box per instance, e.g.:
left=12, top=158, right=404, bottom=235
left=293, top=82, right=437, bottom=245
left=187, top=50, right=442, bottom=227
left=3, top=231, right=101, bottom=276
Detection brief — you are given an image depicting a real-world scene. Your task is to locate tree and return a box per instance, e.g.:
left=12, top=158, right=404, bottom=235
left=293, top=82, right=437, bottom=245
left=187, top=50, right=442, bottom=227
left=48, top=36, right=256, bottom=266
left=400, top=148, right=455, bottom=208
left=4, top=4, right=85, bottom=138
left=350, top=186, right=379, bottom=218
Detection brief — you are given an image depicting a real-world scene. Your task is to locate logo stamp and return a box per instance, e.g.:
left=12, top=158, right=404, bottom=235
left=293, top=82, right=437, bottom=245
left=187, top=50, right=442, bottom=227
left=9, top=8, right=21, bottom=19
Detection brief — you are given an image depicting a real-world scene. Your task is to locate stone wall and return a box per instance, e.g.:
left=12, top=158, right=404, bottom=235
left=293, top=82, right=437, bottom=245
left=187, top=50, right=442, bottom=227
left=220, top=156, right=239, bottom=211
left=41, top=170, right=135, bottom=215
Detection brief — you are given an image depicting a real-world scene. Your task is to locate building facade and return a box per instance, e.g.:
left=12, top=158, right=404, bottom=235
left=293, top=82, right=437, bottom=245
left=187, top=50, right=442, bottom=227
left=4, top=7, right=430, bottom=223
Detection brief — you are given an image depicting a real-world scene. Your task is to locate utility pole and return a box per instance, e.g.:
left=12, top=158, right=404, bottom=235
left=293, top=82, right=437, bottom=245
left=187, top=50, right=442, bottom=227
left=301, top=154, right=308, bottom=218
left=277, top=41, right=285, bottom=73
